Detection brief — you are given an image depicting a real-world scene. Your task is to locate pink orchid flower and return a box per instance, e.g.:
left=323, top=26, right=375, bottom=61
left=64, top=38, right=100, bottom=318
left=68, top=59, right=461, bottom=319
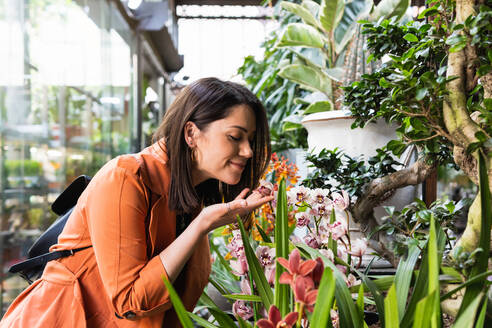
left=256, top=246, right=276, bottom=268
left=277, top=249, right=316, bottom=289
left=257, top=305, right=298, bottom=328
left=232, top=300, right=253, bottom=321
left=295, top=212, right=310, bottom=227
left=257, top=180, right=274, bottom=197
left=294, top=277, right=318, bottom=313
left=348, top=238, right=368, bottom=257
left=332, top=190, right=350, bottom=210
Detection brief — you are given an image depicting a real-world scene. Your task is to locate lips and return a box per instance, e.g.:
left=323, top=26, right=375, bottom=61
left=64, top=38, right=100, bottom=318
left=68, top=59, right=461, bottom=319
left=230, top=161, right=246, bottom=170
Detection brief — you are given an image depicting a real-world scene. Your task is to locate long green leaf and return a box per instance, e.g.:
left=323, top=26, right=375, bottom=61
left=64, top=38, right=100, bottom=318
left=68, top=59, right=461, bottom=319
left=278, top=64, right=333, bottom=97
left=275, top=179, right=290, bottom=316
left=440, top=270, right=492, bottom=301
left=209, top=307, right=236, bottom=328
left=400, top=226, right=446, bottom=328
left=370, top=0, right=410, bottom=21
left=223, top=294, right=262, bottom=302
left=162, top=276, right=194, bottom=328
left=188, top=312, right=220, bottom=328
left=428, top=215, right=441, bottom=328
left=384, top=284, right=399, bottom=328
left=474, top=296, right=487, bottom=328
left=412, top=292, right=435, bottom=328
left=395, top=245, right=420, bottom=321
left=277, top=23, right=326, bottom=48
left=452, top=293, right=484, bottom=328
left=311, top=268, right=336, bottom=328
left=280, top=1, right=322, bottom=30
left=255, top=224, right=272, bottom=243
left=237, top=216, right=274, bottom=310
left=458, top=153, right=492, bottom=316
left=320, top=0, right=345, bottom=33
left=357, top=283, right=365, bottom=324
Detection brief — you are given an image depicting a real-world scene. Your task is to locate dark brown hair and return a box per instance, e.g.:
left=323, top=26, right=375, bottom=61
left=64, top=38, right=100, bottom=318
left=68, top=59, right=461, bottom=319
left=153, top=77, right=271, bottom=214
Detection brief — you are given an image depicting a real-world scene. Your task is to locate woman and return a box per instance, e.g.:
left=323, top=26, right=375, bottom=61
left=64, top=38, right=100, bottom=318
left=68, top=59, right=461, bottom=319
left=1, top=78, right=273, bottom=327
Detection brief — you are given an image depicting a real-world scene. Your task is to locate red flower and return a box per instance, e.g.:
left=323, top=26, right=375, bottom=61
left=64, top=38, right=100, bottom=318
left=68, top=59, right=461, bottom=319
left=277, top=249, right=317, bottom=289
left=257, top=305, right=298, bottom=328
left=294, top=278, right=318, bottom=313
left=310, top=257, right=324, bottom=286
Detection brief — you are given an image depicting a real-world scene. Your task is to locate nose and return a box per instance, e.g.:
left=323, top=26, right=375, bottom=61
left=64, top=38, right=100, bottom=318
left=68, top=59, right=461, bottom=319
left=239, top=140, right=253, bottom=159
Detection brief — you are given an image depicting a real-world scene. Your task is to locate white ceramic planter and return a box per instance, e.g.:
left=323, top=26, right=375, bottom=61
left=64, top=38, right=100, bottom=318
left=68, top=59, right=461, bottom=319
left=302, top=110, right=420, bottom=268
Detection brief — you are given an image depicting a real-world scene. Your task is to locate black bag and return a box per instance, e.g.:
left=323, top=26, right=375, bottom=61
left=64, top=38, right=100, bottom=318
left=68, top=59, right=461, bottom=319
left=9, top=175, right=92, bottom=283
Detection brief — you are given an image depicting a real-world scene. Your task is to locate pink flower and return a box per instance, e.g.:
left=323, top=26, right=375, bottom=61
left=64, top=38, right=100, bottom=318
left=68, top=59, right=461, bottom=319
left=311, top=203, right=332, bottom=218
left=289, top=186, right=312, bottom=204
left=257, top=180, right=274, bottom=197
left=294, top=277, right=318, bottom=312
left=257, top=305, right=298, bottom=328
left=310, top=188, right=329, bottom=205
left=348, top=238, right=368, bottom=257
left=336, top=264, right=347, bottom=275
left=332, top=190, right=350, bottom=210
left=278, top=249, right=316, bottom=289
left=329, top=221, right=347, bottom=240
left=265, top=267, right=275, bottom=286
left=232, top=300, right=254, bottom=320
left=309, top=257, right=324, bottom=285
left=295, top=212, right=310, bottom=227
left=345, top=273, right=360, bottom=288
left=240, top=278, right=252, bottom=295
left=230, top=257, right=249, bottom=276
left=226, top=230, right=244, bottom=258
left=303, top=233, right=320, bottom=249
left=319, top=248, right=335, bottom=263
left=256, top=246, right=276, bottom=268
left=331, top=309, right=339, bottom=328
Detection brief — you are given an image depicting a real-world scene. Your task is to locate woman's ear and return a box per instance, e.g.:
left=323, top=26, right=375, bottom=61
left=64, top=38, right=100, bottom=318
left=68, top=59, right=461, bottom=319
left=184, top=121, right=198, bottom=147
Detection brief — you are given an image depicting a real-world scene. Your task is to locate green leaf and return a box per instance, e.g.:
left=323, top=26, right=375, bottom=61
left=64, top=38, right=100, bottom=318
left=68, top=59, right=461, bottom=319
left=325, top=67, right=345, bottom=82
left=427, top=215, right=441, bottom=328
left=255, top=224, right=272, bottom=243
left=237, top=217, right=274, bottom=310
left=274, top=179, right=290, bottom=316
left=449, top=42, right=467, bottom=53
left=395, top=246, right=420, bottom=321
left=320, top=0, right=345, bottom=33
left=209, top=308, right=237, bottom=327
left=334, top=0, right=372, bottom=53
left=403, top=33, right=418, bottom=42
left=311, top=268, right=336, bottom=328
left=223, top=294, right=262, bottom=302
left=357, top=283, right=365, bottom=322
left=281, top=1, right=322, bottom=30
left=282, top=121, right=303, bottom=132
left=304, top=100, right=334, bottom=114
left=452, top=293, right=484, bottom=328
left=416, top=88, right=428, bottom=100
left=384, top=284, right=400, bottom=328
left=412, top=292, right=436, bottom=328
left=474, top=296, right=487, bottom=328
left=278, top=64, right=333, bottom=97
left=188, top=312, right=220, bottom=328
left=457, top=153, right=492, bottom=316
left=370, top=0, right=410, bottom=21
left=277, top=23, right=326, bottom=48
left=162, top=276, right=195, bottom=328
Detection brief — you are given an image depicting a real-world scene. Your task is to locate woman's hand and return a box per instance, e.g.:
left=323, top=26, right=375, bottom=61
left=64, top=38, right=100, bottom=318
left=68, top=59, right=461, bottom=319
left=197, top=188, right=274, bottom=234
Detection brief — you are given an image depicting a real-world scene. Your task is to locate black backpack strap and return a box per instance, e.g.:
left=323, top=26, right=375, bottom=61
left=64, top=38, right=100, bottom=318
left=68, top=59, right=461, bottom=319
left=9, top=246, right=92, bottom=283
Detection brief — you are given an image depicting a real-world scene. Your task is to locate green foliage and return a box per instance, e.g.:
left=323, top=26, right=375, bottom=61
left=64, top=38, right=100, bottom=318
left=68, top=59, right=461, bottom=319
left=376, top=197, right=470, bottom=257
left=302, top=146, right=401, bottom=197
left=274, top=179, right=290, bottom=316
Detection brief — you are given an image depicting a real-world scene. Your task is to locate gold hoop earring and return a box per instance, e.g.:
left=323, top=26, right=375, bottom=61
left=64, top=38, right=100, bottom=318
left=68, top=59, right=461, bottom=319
left=190, top=148, right=197, bottom=162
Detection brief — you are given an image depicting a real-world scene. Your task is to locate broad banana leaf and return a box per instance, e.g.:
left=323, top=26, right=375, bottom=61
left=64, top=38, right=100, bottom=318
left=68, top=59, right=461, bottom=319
left=281, top=1, right=322, bottom=31
left=320, top=0, right=345, bottom=33
left=334, top=0, right=373, bottom=54
left=278, top=64, right=332, bottom=97
left=370, top=0, right=410, bottom=21
left=277, top=23, right=326, bottom=49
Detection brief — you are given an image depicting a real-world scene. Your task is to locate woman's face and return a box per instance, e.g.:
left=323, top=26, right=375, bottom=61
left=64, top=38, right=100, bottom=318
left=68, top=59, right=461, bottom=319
left=188, top=104, right=256, bottom=186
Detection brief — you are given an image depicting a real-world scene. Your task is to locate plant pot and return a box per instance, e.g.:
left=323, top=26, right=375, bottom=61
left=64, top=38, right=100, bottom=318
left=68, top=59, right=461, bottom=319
left=302, top=110, right=420, bottom=267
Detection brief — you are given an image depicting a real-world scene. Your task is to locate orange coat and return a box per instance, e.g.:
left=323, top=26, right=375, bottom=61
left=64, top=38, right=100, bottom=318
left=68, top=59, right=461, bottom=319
left=1, top=142, right=211, bottom=327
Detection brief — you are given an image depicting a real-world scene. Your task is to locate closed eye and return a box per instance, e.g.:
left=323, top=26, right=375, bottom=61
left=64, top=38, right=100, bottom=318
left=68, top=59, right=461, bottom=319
left=228, top=135, right=241, bottom=141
